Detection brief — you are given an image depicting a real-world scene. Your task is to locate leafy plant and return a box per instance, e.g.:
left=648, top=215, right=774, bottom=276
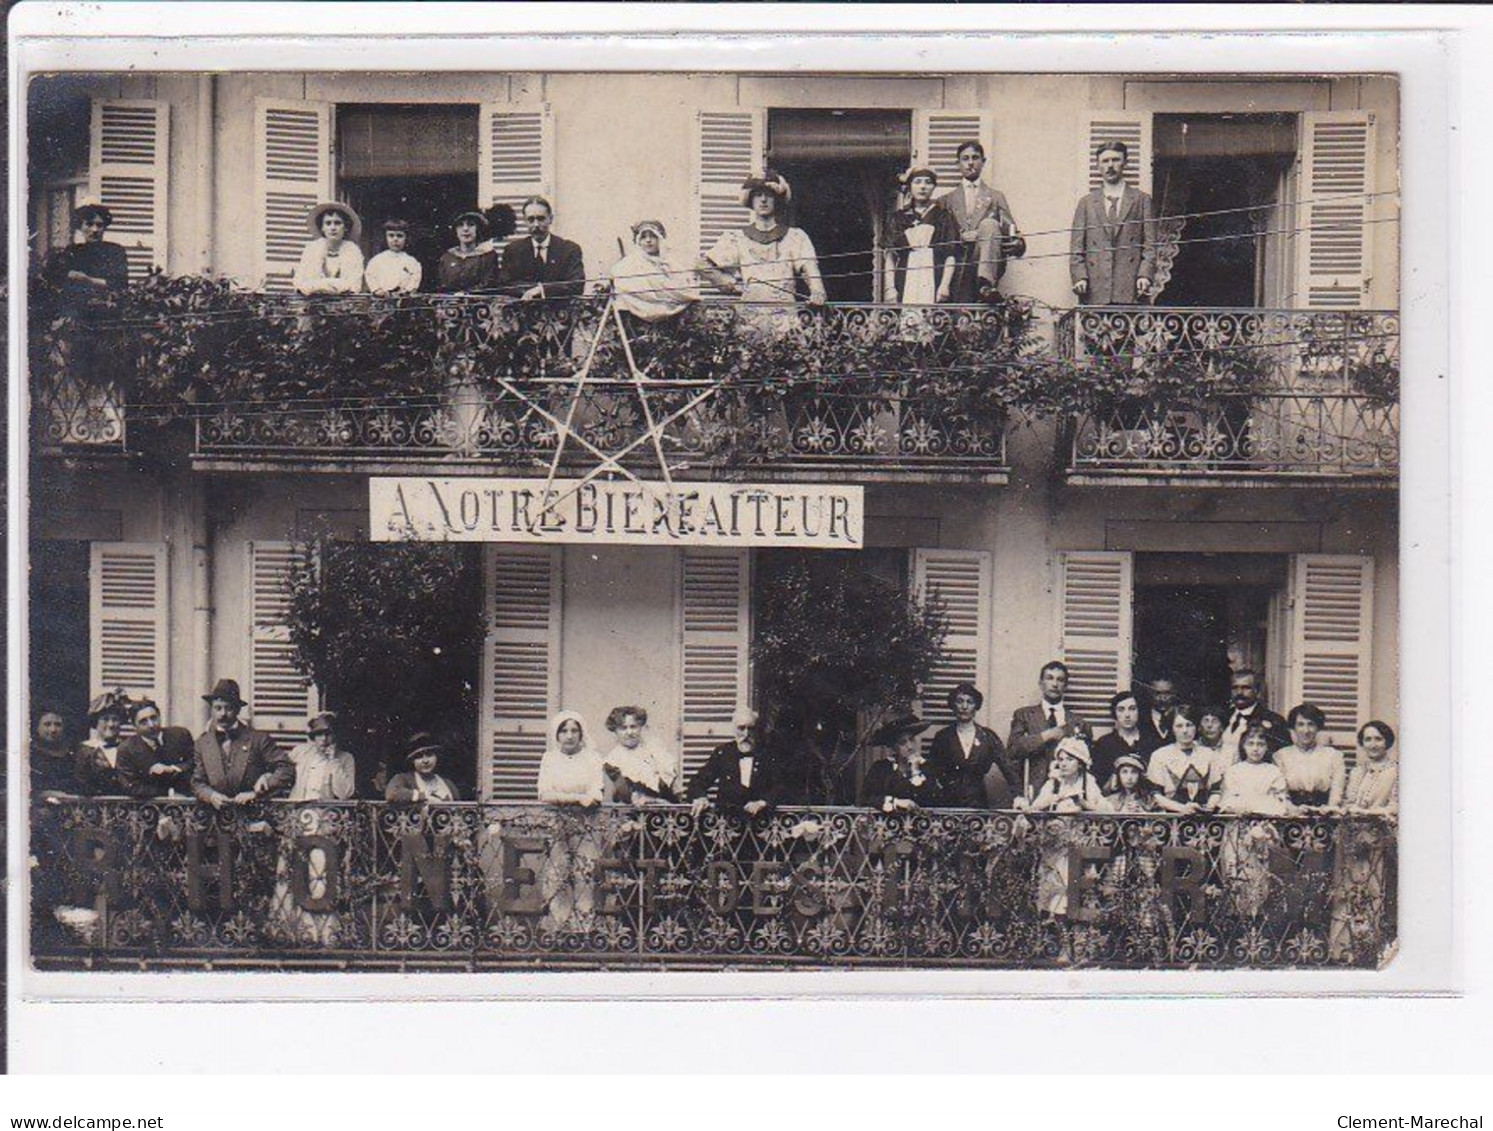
left=752, top=551, right=947, bottom=804
left=285, top=539, right=485, bottom=794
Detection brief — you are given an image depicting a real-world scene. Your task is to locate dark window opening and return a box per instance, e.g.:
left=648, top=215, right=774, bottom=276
left=335, top=104, right=480, bottom=291
left=1132, top=553, right=1287, bottom=710
left=768, top=109, right=912, bottom=303
left=29, top=539, right=92, bottom=745
left=1152, top=113, right=1297, bottom=308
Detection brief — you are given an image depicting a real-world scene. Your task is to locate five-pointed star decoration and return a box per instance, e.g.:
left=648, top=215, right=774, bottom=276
left=486, top=295, right=724, bottom=533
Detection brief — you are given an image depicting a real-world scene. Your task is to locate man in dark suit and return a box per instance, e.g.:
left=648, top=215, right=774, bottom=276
left=1069, top=139, right=1157, bottom=306
left=1139, top=675, right=1179, bottom=749
left=925, top=682, right=1018, bottom=808
left=1219, top=669, right=1290, bottom=760
left=686, top=706, right=779, bottom=817
left=117, top=698, right=196, bottom=798
left=1007, top=660, right=1092, bottom=802
left=938, top=140, right=1025, bottom=303
left=190, top=678, right=294, bottom=810
left=495, top=195, right=586, bottom=301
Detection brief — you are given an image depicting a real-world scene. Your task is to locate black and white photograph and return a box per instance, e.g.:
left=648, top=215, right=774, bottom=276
left=18, top=56, right=1407, bottom=981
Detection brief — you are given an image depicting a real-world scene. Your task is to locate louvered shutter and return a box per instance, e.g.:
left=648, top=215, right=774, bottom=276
left=1057, top=551, right=1134, bottom=729
left=1080, top=112, right=1152, bottom=194
left=479, top=104, right=554, bottom=214
left=912, top=549, right=992, bottom=739
left=254, top=99, right=332, bottom=291
left=1295, top=111, right=1377, bottom=310
left=678, top=550, right=751, bottom=786
left=1286, top=554, right=1373, bottom=745
left=246, top=542, right=320, bottom=748
left=89, top=100, right=170, bottom=281
left=90, top=542, right=169, bottom=718
left=912, top=110, right=994, bottom=191
left=692, top=108, right=766, bottom=263
left=481, top=546, right=562, bottom=801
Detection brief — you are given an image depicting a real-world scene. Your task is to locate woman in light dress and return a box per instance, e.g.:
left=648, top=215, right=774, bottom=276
left=602, top=705, right=681, bottom=805
left=293, top=202, right=365, bottom=295
left=1329, top=720, right=1399, bottom=962
left=1272, top=702, right=1347, bottom=809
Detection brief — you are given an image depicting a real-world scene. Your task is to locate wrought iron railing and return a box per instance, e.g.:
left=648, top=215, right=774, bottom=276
left=32, top=799, right=1395, bottom=970
left=191, top=298, right=1012, bottom=474
left=27, top=291, right=1016, bottom=474
left=1057, top=307, right=1399, bottom=479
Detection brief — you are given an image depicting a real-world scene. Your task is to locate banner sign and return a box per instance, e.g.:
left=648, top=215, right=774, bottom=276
left=370, top=477, right=863, bottom=547
left=30, top=801, right=1394, bottom=971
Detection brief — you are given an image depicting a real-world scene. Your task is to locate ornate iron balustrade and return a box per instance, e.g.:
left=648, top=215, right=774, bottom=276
left=32, top=799, right=1394, bottom=970
left=190, top=298, right=1012, bottom=475
left=194, top=381, right=1006, bottom=475
left=31, top=322, right=128, bottom=451
left=1058, top=307, right=1399, bottom=480
left=25, top=286, right=1013, bottom=475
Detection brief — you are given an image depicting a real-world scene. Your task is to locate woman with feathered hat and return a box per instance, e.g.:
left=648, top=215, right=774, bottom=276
left=696, top=172, right=827, bottom=307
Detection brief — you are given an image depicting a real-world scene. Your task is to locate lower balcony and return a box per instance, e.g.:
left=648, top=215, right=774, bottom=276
left=1058, top=307, right=1399, bottom=486
left=33, top=798, right=1394, bottom=971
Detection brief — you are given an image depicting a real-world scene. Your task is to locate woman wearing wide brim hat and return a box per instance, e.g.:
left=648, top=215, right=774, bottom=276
left=384, top=731, right=461, bottom=803
left=437, top=208, right=500, bottom=293
left=697, top=170, right=827, bottom=308
left=859, top=713, right=944, bottom=812
left=294, top=200, right=365, bottom=295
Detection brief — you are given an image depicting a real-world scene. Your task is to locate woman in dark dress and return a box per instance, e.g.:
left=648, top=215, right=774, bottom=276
left=436, top=209, right=499, bottom=293
left=29, top=709, right=78, bottom=797
left=46, top=199, right=130, bottom=303
left=924, top=682, right=1016, bottom=808
left=859, top=715, right=944, bottom=812
left=73, top=691, right=131, bottom=796
left=883, top=166, right=961, bottom=306
left=1090, top=690, right=1155, bottom=790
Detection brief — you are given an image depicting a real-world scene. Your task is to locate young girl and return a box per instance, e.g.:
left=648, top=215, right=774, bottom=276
left=1021, top=737, right=1111, bottom=925
left=1218, top=725, right=1293, bottom=921
left=1219, top=726, right=1293, bottom=816
left=1105, top=754, right=1191, bottom=814
left=1145, top=704, right=1224, bottom=811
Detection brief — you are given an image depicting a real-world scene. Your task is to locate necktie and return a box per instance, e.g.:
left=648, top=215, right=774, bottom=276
left=1107, top=197, right=1118, bottom=222
left=1047, top=707, right=1057, bottom=727
left=535, top=242, right=547, bottom=266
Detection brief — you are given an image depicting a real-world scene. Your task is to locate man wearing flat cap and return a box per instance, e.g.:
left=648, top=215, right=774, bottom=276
left=925, top=682, right=1018, bottom=809
left=191, top=678, right=294, bottom=809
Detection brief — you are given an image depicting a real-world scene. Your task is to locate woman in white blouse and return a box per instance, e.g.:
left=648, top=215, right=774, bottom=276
left=1272, top=702, right=1346, bottom=809
left=293, top=202, right=366, bottom=295
left=536, top=710, right=610, bottom=806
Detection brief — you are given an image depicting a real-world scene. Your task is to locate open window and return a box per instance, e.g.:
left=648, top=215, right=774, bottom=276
left=336, top=103, right=481, bottom=289
left=1151, top=113, right=1297, bottom=308
left=766, top=109, right=912, bottom=302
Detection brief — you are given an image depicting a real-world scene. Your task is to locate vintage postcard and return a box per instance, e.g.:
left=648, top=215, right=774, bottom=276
left=20, top=55, right=1406, bottom=981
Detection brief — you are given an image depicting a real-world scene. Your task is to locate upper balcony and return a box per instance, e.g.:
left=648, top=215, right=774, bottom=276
left=1056, top=306, right=1400, bottom=487
left=29, top=277, right=1400, bottom=489
left=29, top=285, right=1014, bottom=483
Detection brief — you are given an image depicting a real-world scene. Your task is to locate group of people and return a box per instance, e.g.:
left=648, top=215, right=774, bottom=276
left=45, top=135, right=1156, bottom=326
left=31, top=661, right=1397, bottom=824
left=850, top=664, right=1397, bottom=822
left=278, top=136, right=1154, bottom=313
